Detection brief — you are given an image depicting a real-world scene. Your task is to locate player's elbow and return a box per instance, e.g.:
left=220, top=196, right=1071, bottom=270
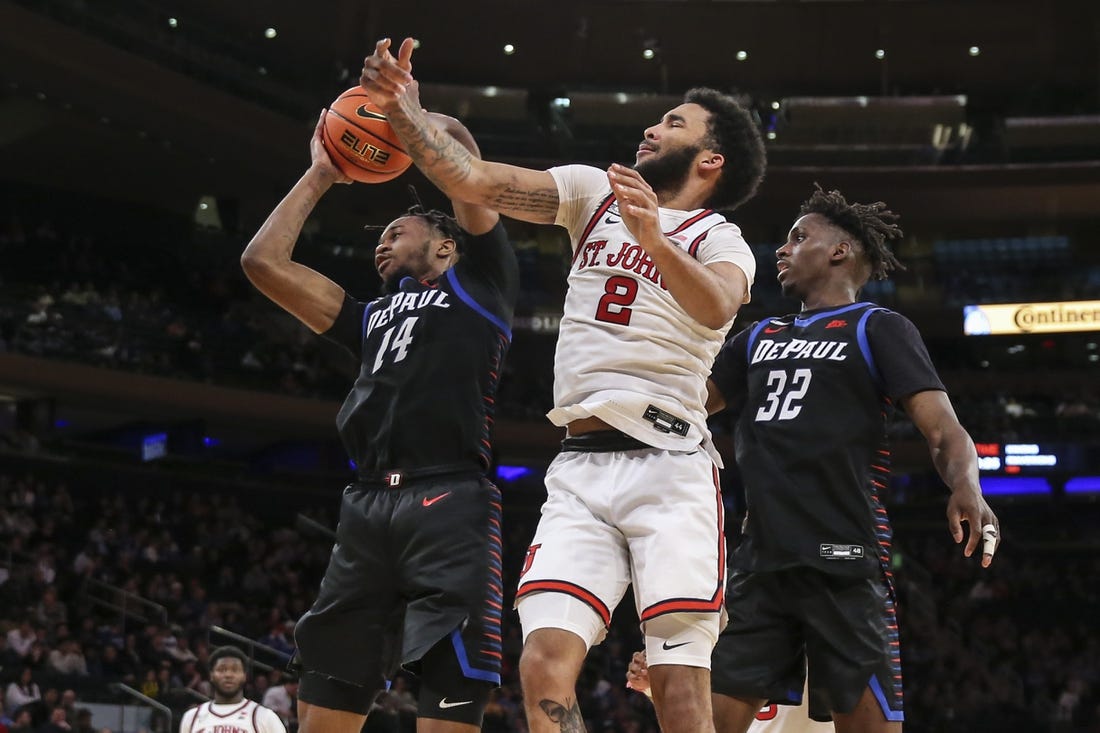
left=240, top=246, right=280, bottom=287
left=700, top=294, right=744, bottom=330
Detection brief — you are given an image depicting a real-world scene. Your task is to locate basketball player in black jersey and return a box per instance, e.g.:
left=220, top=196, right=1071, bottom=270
left=241, top=111, right=518, bottom=733
left=704, top=187, right=1000, bottom=732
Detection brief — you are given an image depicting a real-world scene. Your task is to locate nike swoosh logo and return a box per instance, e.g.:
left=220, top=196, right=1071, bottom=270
left=355, top=104, right=388, bottom=121
left=763, top=326, right=785, bottom=333
left=422, top=492, right=452, bottom=507
left=604, top=216, right=621, bottom=224
left=661, top=640, right=691, bottom=650
left=439, top=698, right=473, bottom=709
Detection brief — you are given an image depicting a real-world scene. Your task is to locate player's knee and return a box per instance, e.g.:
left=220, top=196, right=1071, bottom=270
left=519, top=629, right=587, bottom=692
left=650, top=674, right=714, bottom=733
left=298, top=670, right=382, bottom=717
left=644, top=612, right=720, bottom=669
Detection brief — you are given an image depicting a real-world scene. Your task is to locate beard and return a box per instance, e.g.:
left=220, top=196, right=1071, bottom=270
left=634, top=143, right=700, bottom=196
left=382, top=267, right=416, bottom=294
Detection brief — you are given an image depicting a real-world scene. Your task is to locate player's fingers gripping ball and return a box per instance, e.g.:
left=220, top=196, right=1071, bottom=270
left=322, top=87, right=412, bottom=184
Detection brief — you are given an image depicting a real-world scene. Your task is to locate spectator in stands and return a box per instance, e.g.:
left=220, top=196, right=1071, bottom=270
left=56, top=690, right=77, bottom=727
left=261, top=677, right=298, bottom=729
left=47, top=641, right=88, bottom=677
left=5, top=621, right=34, bottom=660
left=4, top=667, right=40, bottom=712
left=37, top=707, right=71, bottom=733
left=5, top=707, right=31, bottom=733
left=71, top=708, right=94, bottom=733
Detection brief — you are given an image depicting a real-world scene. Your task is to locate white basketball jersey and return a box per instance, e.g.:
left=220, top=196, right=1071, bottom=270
left=180, top=700, right=286, bottom=733
left=750, top=702, right=833, bottom=733
left=546, top=165, right=756, bottom=464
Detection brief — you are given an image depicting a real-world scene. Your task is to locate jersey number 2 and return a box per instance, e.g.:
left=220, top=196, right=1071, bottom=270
left=372, top=317, right=418, bottom=373
left=594, top=275, right=638, bottom=325
left=755, top=368, right=812, bottom=422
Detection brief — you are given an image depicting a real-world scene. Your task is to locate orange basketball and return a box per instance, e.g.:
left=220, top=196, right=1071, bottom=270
left=322, top=87, right=412, bottom=184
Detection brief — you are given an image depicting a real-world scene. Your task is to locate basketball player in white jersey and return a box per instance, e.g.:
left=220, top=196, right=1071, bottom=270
left=361, top=38, right=766, bottom=733
left=627, top=651, right=832, bottom=733
left=180, top=646, right=286, bottom=733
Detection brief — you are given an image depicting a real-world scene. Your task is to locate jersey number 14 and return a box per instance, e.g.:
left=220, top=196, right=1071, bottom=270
left=372, top=317, right=419, bottom=373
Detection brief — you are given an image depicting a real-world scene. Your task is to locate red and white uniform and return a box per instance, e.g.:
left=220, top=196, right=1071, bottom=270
left=180, top=700, right=286, bottom=733
left=517, top=164, right=756, bottom=668
left=546, top=164, right=755, bottom=463
left=751, top=702, right=833, bottom=733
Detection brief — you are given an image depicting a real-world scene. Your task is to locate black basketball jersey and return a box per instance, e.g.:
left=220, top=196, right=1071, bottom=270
left=323, top=222, right=519, bottom=473
left=710, top=302, right=945, bottom=578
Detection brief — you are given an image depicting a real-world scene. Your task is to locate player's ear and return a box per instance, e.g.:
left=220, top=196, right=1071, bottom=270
left=698, top=151, right=724, bottom=172
left=831, top=239, right=853, bottom=262
left=434, top=237, right=457, bottom=259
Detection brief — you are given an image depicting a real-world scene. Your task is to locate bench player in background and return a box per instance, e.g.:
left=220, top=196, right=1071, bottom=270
left=180, top=646, right=286, bottom=733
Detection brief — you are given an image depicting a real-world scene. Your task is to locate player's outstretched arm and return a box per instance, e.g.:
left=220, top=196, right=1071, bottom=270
left=904, top=389, right=1001, bottom=567
left=361, top=38, right=560, bottom=225
left=241, top=111, right=349, bottom=334
left=426, top=112, right=499, bottom=236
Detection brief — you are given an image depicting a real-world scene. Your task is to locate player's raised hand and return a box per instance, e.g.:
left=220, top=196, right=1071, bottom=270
left=625, top=650, right=652, bottom=697
left=947, top=486, right=1000, bottom=568
left=360, top=37, right=416, bottom=112
left=608, top=164, right=662, bottom=246
left=308, top=111, right=351, bottom=185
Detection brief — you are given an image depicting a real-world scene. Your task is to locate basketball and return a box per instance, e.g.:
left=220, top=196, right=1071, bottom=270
left=322, top=87, right=412, bottom=184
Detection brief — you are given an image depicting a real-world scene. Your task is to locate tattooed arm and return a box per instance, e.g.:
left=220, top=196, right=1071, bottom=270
left=361, top=38, right=560, bottom=225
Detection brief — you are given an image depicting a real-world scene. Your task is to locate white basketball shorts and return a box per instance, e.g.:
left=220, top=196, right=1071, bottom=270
left=515, top=445, right=726, bottom=668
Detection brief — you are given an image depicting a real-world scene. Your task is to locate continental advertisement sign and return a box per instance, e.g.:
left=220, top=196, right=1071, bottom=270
left=963, top=300, right=1100, bottom=335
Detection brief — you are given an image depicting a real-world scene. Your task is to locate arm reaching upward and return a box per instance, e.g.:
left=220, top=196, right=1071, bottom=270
left=361, top=38, right=560, bottom=224
left=425, top=112, right=499, bottom=235
left=240, top=111, right=349, bottom=334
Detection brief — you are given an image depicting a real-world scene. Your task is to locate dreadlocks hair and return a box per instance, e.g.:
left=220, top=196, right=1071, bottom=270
left=800, top=184, right=905, bottom=281
left=208, top=645, right=249, bottom=671
left=682, top=87, right=767, bottom=212
left=404, top=204, right=467, bottom=255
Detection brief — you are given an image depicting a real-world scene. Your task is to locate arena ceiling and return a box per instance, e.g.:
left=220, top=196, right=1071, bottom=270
left=1, top=0, right=1099, bottom=228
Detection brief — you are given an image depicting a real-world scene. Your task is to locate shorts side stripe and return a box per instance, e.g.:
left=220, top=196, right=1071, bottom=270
left=516, top=580, right=612, bottom=626
left=869, top=675, right=905, bottom=722
left=639, top=464, right=725, bottom=621
left=450, top=629, right=501, bottom=684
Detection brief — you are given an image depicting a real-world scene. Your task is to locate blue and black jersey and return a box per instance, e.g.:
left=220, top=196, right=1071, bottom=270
left=323, top=222, right=519, bottom=474
left=710, top=302, right=945, bottom=579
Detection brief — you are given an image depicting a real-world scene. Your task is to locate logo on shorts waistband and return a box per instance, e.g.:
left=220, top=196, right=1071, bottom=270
left=820, top=544, right=864, bottom=560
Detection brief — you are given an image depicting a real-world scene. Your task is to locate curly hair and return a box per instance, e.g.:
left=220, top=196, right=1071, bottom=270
left=800, top=185, right=905, bottom=280
left=208, top=645, right=248, bottom=670
left=404, top=204, right=466, bottom=254
left=682, top=87, right=767, bottom=212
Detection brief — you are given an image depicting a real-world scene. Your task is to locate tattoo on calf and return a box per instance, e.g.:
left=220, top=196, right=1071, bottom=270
left=538, top=699, right=585, bottom=733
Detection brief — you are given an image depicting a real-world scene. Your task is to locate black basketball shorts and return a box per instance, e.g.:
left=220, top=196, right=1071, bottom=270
left=294, top=471, right=504, bottom=702
left=711, top=566, right=903, bottom=723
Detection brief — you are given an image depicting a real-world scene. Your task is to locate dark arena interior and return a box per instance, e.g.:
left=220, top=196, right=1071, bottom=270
left=1, top=1, right=1099, bottom=732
